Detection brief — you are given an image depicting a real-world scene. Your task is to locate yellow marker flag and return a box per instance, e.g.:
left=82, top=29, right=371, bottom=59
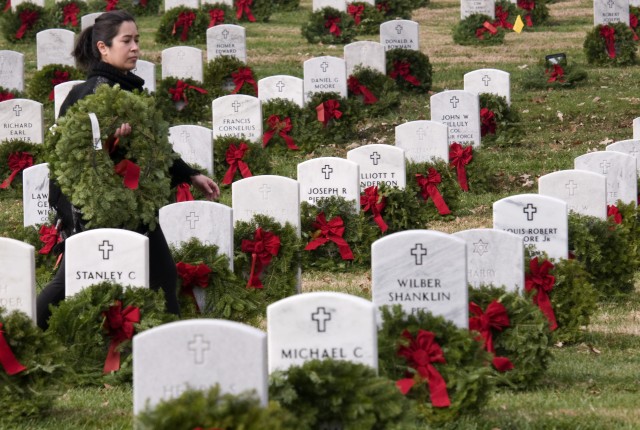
left=513, top=15, right=525, bottom=33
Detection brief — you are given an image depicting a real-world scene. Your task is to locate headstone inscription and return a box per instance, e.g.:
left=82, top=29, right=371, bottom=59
left=0, top=238, right=36, bottom=320
left=202, top=0, right=232, bottom=5
left=297, top=157, right=360, bottom=212
left=395, top=120, right=449, bottom=163
left=0, top=50, right=24, bottom=92
left=258, top=75, right=304, bottom=107
left=206, top=24, right=247, bottom=63
left=161, top=47, right=204, bottom=83
left=430, top=90, right=481, bottom=147
left=81, top=12, right=103, bottom=31
left=303, top=56, right=348, bottom=103
left=606, top=139, right=640, bottom=174
left=634, top=117, right=640, bottom=140
left=574, top=151, right=637, bottom=206
left=347, top=144, right=406, bottom=190
left=493, top=194, right=569, bottom=260
left=379, top=20, right=420, bottom=51
left=371, top=230, right=468, bottom=328
left=54, top=80, right=85, bottom=120
left=164, top=0, right=199, bottom=11
left=212, top=94, right=262, bottom=143
left=133, top=319, right=268, bottom=415
left=267, top=292, right=378, bottom=372
left=460, top=0, right=495, bottom=18
left=453, top=229, right=524, bottom=293
left=22, top=163, right=53, bottom=227
left=36, top=29, right=75, bottom=70
left=463, top=68, right=511, bottom=106
left=312, top=0, right=347, bottom=12
left=64, top=228, right=149, bottom=297
left=344, top=41, right=386, bottom=76
left=593, top=0, right=630, bottom=25
left=538, top=170, right=607, bottom=220
left=132, top=60, right=156, bottom=93
left=168, top=124, right=214, bottom=175
left=0, top=99, right=44, bottom=144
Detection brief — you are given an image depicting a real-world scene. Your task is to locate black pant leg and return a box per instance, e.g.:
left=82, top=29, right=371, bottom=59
left=36, top=256, right=66, bottom=330
left=148, top=225, right=180, bottom=315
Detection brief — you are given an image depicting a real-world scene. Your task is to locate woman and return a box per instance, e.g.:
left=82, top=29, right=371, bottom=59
left=37, top=10, right=220, bottom=329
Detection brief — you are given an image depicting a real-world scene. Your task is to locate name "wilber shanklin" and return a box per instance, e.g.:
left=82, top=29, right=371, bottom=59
left=388, top=278, right=451, bottom=301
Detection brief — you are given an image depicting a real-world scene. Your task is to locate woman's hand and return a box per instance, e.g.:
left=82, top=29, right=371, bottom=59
left=191, top=174, right=220, bottom=200
left=114, top=123, right=132, bottom=137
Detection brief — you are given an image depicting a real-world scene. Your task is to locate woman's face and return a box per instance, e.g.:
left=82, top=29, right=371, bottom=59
left=99, top=21, right=139, bottom=72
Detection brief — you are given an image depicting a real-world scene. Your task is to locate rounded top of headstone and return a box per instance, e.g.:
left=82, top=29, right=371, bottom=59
left=0, top=236, right=35, bottom=253
left=267, top=291, right=373, bottom=313
left=133, top=318, right=265, bottom=342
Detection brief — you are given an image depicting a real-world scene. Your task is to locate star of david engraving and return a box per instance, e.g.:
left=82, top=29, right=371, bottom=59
left=473, top=239, right=489, bottom=256
left=312, top=307, right=332, bottom=332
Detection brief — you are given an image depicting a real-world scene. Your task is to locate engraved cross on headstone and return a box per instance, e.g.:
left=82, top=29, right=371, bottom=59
left=186, top=211, right=200, bottom=229
left=276, top=80, right=285, bottom=92
left=311, top=307, right=332, bottom=332
left=411, top=243, right=428, bottom=265
left=370, top=152, right=381, bottom=165
left=188, top=334, right=210, bottom=365
left=482, top=75, right=491, bottom=86
left=417, top=128, right=426, bottom=140
left=232, top=100, right=241, bottom=113
left=395, top=24, right=403, bottom=34
left=180, top=130, right=190, bottom=143
left=320, top=61, right=329, bottom=72
left=523, top=203, right=537, bottom=221
left=629, top=146, right=640, bottom=157
left=607, top=0, right=615, bottom=8
left=449, top=96, right=459, bottom=108
left=600, top=160, right=611, bottom=174
left=565, top=180, right=578, bottom=196
left=222, top=29, right=229, bottom=39
left=98, top=240, right=114, bottom=260
left=259, top=184, right=271, bottom=200
left=13, top=105, right=21, bottom=116
left=321, top=164, right=333, bottom=179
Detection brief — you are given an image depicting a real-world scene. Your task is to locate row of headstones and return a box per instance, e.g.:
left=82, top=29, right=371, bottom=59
left=10, top=0, right=263, bottom=13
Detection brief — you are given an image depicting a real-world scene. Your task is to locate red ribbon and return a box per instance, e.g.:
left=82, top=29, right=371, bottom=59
left=525, top=257, right=557, bottom=331
left=0, top=322, right=27, bottom=376
left=390, top=61, right=421, bottom=86
left=235, top=0, right=256, bottom=22
left=607, top=204, right=622, bottom=224
left=208, top=8, right=225, bottom=27
left=546, top=64, right=565, bottom=83
left=263, top=115, right=298, bottom=150
left=480, top=107, right=496, bottom=137
left=0, top=92, right=14, bottom=102
left=223, top=142, right=252, bottom=185
left=62, top=2, right=80, bottom=27
left=0, top=151, right=33, bottom=189
left=231, top=67, right=258, bottom=95
left=316, top=100, right=343, bottom=127
left=176, top=261, right=211, bottom=311
left=449, top=143, right=473, bottom=192
left=176, top=182, right=194, bottom=202
left=172, top=11, right=196, bottom=41
left=360, top=185, right=388, bottom=232
left=469, top=301, right=514, bottom=372
left=347, top=4, right=365, bottom=25
left=631, top=13, right=639, bottom=41
left=304, top=212, right=354, bottom=260
left=517, top=0, right=534, bottom=26
left=168, top=80, right=208, bottom=106
left=347, top=76, right=378, bottom=105
left=113, top=159, right=140, bottom=190
left=240, top=228, right=280, bottom=289
left=600, top=25, right=616, bottom=59
left=102, top=301, right=140, bottom=373
left=16, top=9, right=38, bottom=39
left=3, top=0, right=10, bottom=13
left=48, top=70, right=70, bottom=101
left=38, top=224, right=61, bottom=255
left=396, top=329, right=450, bottom=407
left=494, top=5, right=513, bottom=29
left=324, top=16, right=342, bottom=36
left=106, top=0, right=118, bottom=11
left=415, top=169, right=451, bottom=215
left=376, top=1, right=389, bottom=13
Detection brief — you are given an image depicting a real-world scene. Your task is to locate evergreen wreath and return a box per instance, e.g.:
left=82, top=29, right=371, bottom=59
left=631, top=6, right=640, bottom=41
left=26, top=64, right=84, bottom=104
left=301, top=7, right=357, bottom=45
left=270, top=359, right=418, bottom=430
left=412, top=0, right=430, bottom=9
left=155, top=76, right=211, bottom=125
left=271, top=0, right=299, bottom=12
left=478, top=93, right=521, bottom=146
left=520, top=57, right=588, bottom=89
left=377, top=305, right=494, bottom=425
left=463, top=146, right=511, bottom=192
left=170, top=238, right=260, bottom=323
left=0, top=308, right=70, bottom=420
left=468, top=285, right=552, bottom=390
left=386, top=49, right=433, bottom=93
left=348, top=66, right=400, bottom=118
left=0, top=139, right=43, bottom=199
left=51, top=0, right=88, bottom=32
left=233, top=214, right=301, bottom=314
left=514, top=0, right=550, bottom=29
left=584, top=22, right=637, bottom=66
left=0, top=85, right=22, bottom=101
left=300, top=196, right=379, bottom=271
left=232, top=0, right=273, bottom=22
left=202, top=3, right=237, bottom=27
left=1, top=2, right=48, bottom=43
left=297, top=92, right=361, bottom=147
left=406, top=160, right=461, bottom=220
left=453, top=14, right=506, bottom=46
left=203, top=55, right=258, bottom=99
left=374, top=0, right=413, bottom=19
left=155, top=6, right=208, bottom=45
left=136, top=385, right=297, bottom=430
left=46, top=282, right=177, bottom=386
left=347, top=2, right=386, bottom=35
left=46, top=85, right=176, bottom=231
left=213, top=135, right=271, bottom=186
left=86, top=0, right=161, bottom=15
left=261, top=98, right=305, bottom=153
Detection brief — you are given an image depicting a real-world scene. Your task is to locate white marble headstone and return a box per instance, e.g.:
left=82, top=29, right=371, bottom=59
left=206, top=24, right=247, bottom=63
left=133, top=319, right=268, bottom=414
left=430, top=90, right=481, bottom=147
left=303, top=56, right=348, bottom=103
left=22, top=163, right=52, bottom=227
left=634, top=117, right=640, bottom=140
left=372, top=230, right=468, bottom=328
left=574, top=151, right=637, bottom=206
left=81, top=12, right=103, bottom=31
left=161, top=47, right=204, bottom=83
left=395, top=120, right=449, bottom=163
left=54, top=80, right=84, bottom=120
left=202, top=0, right=233, bottom=5
left=169, top=125, right=214, bottom=175
left=460, top=0, right=495, bottom=18
left=36, top=29, right=75, bottom=70
left=347, top=144, right=406, bottom=190
left=64, top=229, right=149, bottom=297
left=297, top=157, right=360, bottom=212
left=538, top=169, right=607, bottom=220
left=594, top=0, right=630, bottom=25
left=0, top=238, right=36, bottom=320
left=453, top=229, right=524, bottom=293
left=0, top=99, right=44, bottom=144
left=258, top=75, right=304, bottom=107
left=0, top=50, right=24, bottom=92
left=493, top=194, right=569, bottom=260
left=132, top=60, right=156, bottom=93
left=212, top=94, right=262, bottom=143
left=313, top=0, right=346, bottom=11
left=344, top=41, right=386, bottom=76
left=379, top=20, right=420, bottom=51
left=606, top=139, right=640, bottom=174
left=164, top=0, right=199, bottom=11
left=464, top=68, right=510, bottom=106
left=267, top=292, right=377, bottom=372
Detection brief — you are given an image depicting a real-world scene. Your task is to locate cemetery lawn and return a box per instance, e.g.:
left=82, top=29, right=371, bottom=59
left=2, top=0, right=640, bottom=427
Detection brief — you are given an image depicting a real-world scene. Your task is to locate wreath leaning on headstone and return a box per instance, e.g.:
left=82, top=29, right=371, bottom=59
left=386, top=49, right=433, bottom=93
left=513, top=0, right=550, bottom=29
left=46, top=84, right=177, bottom=231
left=270, top=0, right=299, bottom=12
left=213, top=135, right=271, bottom=187
left=155, top=76, right=211, bottom=125
left=348, top=66, right=400, bottom=118
left=631, top=6, right=640, bottom=41
left=347, top=2, right=386, bottom=35
left=261, top=98, right=305, bottom=153
left=297, top=91, right=361, bottom=148
left=453, top=14, right=506, bottom=46
left=203, top=55, right=258, bottom=99
left=478, top=93, right=521, bottom=146
left=155, top=6, right=208, bottom=45
left=51, top=0, right=88, bottom=32
left=0, top=139, right=43, bottom=198
left=374, top=0, right=413, bottom=19
left=26, top=64, right=84, bottom=105
left=584, top=22, right=637, bottom=66
left=301, top=7, right=357, bottom=45
left=520, top=57, right=588, bottom=89
left=1, top=2, right=49, bottom=43
left=202, top=2, right=238, bottom=27
left=232, top=0, right=273, bottom=22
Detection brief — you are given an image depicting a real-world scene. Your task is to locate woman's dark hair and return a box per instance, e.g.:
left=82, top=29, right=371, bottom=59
left=73, top=10, right=136, bottom=72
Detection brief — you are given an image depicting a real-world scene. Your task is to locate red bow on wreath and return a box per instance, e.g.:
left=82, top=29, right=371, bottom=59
left=102, top=301, right=140, bottom=373
left=347, top=76, right=378, bottom=105
left=176, top=261, right=212, bottom=312
left=600, top=25, right=616, bottom=59
left=449, top=142, right=473, bottom=192
left=0, top=91, right=14, bottom=102
left=390, top=61, right=421, bottom=86
left=114, top=159, right=140, bottom=190
left=0, top=151, right=33, bottom=189
left=223, top=142, right=252, bottom=185
left=607, top=204, right=622, bottom=224
left=546, top=64, right=565, bottom=83
left=241, top=228, right=280, bottom=289
left=396, top=329, right=451, bottom=407
left=480, top=107, right=496, bottom=136
left=469, top=300, right=515, bottom=372
left=3, top=0, right=10, bottom=13
left=172, top=11, right=196, bottom=41
left=525, top=257, right=557, bottom=331
left=347, top=4, right=365, bottom=25
left=0, top=322, right=27, bottom=376
left=62, top=3, right=80, bottom=27
left=38, top=224, right=61, bottom=255
left=304, top=212, right=354, bottom=260
left=168, top=80, right=208, bottom=105
left=476, top=21, right=498, bottom=39
left=360, top=185, right=388, bottom=232
left=517, top=0, right=534, bottom=26
left=235, top=0, right=256, bottom=22
left=631, top=13, right=639, bottom=41
left=316, top=100, right=342, bottom=127
left=176, top=182, right=194, bottom=202
left=415, top=169, right=451, bottom=215
left=208, top=8, right=225, bottom=27
left=494, top=5, right=513, bottom=29
left=16, top=9, right=38, bottom=39
left=263, top=115, right=299, bottom=150
left=231, top=67, right=258, bottom=95
left=324, top=16, right=342, bottom=36
left=49, top=70, right=70, bottom=101
left=106, top=0, right=118, bottom=11
left=376, top=1, right=389, bottom=13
